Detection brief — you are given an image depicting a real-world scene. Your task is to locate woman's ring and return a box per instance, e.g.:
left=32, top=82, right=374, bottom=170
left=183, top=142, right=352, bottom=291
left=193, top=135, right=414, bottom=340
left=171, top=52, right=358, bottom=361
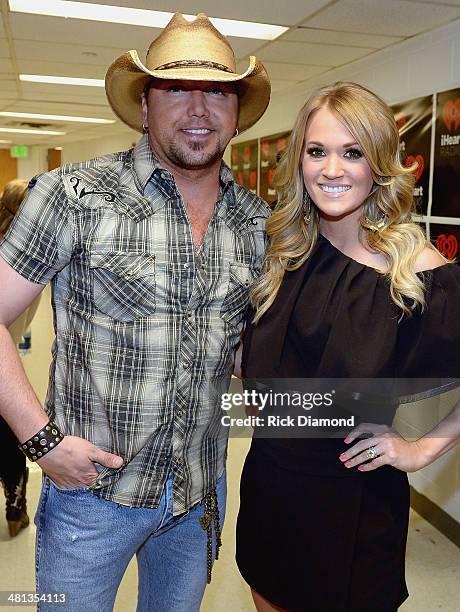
left=367, top=446, right=378, bottom=460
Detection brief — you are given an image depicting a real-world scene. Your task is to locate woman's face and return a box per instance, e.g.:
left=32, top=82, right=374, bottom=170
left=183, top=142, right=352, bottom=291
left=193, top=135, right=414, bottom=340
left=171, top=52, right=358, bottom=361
left=302, top=107, right=374, bottom=220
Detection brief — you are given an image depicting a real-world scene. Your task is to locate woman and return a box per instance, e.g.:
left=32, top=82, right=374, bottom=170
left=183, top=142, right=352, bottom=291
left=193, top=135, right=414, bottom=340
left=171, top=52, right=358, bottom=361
left=236, top=82, right=460, bottom=612
left=0, top=178, right=41, bottom=536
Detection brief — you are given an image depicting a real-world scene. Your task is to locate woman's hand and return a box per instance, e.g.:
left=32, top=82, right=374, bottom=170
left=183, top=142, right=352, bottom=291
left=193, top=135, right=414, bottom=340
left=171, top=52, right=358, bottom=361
left=339, top=422, right=431, bottom=473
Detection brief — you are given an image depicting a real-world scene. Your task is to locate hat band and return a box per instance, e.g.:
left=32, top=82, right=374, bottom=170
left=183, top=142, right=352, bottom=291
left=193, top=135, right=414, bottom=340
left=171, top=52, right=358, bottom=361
left=155, top=59, right=233, bottom=73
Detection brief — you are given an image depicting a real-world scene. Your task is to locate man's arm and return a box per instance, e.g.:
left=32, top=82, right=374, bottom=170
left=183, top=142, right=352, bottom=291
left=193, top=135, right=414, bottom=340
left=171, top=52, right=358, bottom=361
left=0, top=255, right=124, bottom=487
left=0, top=255, right=48, bottom=441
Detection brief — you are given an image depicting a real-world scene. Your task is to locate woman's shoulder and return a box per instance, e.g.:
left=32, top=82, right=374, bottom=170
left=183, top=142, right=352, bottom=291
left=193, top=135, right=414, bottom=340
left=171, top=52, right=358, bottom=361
left=414, top=246, right=448, bottom=273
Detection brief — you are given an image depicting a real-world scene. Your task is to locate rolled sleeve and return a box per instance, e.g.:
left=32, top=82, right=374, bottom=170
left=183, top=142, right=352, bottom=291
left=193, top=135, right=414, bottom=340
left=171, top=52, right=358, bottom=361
left=0, top=171, right=73, bottom=284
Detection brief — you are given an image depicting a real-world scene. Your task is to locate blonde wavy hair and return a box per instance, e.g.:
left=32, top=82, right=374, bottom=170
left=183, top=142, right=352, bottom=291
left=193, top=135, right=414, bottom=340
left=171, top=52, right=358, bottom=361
left=0, top=178, right=28, bottom=237
left=252, top=82, right=439, bottom=322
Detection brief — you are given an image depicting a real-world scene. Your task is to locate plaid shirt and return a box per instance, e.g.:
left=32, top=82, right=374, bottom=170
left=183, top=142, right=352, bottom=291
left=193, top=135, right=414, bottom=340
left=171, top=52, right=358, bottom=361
left=0, top=135, right=269, bottom=512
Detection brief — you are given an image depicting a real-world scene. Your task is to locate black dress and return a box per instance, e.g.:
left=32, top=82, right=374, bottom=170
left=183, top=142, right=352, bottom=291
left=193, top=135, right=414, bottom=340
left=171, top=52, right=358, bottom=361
left=236, top=234, right=460, bottom=612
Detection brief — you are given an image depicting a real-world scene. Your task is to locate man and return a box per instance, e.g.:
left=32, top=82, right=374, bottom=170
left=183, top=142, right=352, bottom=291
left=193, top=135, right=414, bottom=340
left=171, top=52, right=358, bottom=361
left=0, top=13, right=270, bottom=612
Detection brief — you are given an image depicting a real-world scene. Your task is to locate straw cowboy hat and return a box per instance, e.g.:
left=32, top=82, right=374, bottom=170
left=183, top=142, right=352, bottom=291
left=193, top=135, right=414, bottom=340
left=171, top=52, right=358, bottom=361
left=105, top=12, right=271, bottom=134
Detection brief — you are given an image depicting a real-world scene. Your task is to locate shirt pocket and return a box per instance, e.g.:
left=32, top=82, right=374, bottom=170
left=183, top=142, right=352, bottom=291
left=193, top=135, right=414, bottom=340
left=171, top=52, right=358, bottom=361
left=220, top=262, right=255, bottom=328
left=89, top=251, right=156, bottom=321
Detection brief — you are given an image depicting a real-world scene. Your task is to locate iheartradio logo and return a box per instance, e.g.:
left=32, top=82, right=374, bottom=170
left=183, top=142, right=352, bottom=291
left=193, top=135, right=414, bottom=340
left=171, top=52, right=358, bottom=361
left=405, top=154, right=424, bottom=183
left=436, top=234, right=458, bottom=259
left=442, top=99, right=460, bottom=132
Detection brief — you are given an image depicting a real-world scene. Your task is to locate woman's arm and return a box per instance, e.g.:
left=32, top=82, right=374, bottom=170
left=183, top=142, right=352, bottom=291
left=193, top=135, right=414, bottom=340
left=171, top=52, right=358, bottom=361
left=338, top=399, right=460, bottom=473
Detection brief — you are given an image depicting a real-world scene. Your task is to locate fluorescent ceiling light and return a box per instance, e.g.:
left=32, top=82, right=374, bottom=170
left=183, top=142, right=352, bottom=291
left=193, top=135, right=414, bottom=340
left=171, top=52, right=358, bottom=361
left=9, top=0, right=287, bottom=40
left=0, top=111, right=114, bottom=124
left=0, top=127, right=65, bottom=135
left=20, top=74, right=104, bottom=87
left=0, top=139, right=12, bottom=143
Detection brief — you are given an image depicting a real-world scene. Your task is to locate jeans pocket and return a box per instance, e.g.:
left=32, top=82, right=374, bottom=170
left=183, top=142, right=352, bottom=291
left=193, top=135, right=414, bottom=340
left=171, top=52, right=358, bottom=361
left=49, top=479, right=89, bottom=495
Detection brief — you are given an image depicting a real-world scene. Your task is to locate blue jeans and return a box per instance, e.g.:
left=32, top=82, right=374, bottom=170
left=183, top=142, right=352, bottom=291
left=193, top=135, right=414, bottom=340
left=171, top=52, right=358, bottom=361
left=34, top=470, right=226, bottom=612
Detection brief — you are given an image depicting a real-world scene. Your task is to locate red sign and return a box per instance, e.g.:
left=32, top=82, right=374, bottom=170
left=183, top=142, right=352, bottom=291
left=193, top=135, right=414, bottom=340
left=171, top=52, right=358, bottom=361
left=436, top=234, right=458, bottom=259
left=405, top=154, right=424, bottom=183
left=442, top=99, right=460, bottom=132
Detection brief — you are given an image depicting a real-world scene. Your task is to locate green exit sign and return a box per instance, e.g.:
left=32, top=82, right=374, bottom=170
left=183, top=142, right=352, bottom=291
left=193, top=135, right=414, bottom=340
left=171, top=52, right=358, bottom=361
left=10, top=145, right=29, bottom=158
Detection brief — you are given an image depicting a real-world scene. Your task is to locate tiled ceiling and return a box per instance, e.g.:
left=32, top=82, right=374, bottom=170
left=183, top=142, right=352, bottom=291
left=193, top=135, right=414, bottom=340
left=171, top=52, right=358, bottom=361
left=0, top=0, right=459, bottom=146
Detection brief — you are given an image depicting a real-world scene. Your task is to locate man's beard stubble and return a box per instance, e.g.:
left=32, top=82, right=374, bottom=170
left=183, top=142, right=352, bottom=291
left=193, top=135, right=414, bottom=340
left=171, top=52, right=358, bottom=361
left=167, top=136, right=225, bottom=170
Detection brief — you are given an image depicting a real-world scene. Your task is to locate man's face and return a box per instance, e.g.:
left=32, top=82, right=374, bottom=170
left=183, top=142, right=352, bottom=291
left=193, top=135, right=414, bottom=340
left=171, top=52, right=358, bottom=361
left=141, top=79, right=238, bottom=172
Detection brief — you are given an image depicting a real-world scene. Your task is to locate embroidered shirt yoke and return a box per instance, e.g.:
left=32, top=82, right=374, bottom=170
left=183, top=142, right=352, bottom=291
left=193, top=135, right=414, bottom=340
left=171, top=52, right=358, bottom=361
left=0, top=135, right=270, bottom=513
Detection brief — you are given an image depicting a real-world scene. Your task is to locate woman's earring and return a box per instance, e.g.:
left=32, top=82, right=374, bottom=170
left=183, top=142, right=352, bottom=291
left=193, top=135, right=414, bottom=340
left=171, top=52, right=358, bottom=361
left=303, top=191, right=312, bottom=224
left=234, top=127, right=239, bottom=137
left=142, top=123, right=148, bottom=133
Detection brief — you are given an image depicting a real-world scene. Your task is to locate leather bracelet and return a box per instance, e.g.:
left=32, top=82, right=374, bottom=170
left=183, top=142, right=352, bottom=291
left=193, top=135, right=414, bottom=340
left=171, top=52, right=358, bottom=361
left=19, top=421, right=64, bottom=461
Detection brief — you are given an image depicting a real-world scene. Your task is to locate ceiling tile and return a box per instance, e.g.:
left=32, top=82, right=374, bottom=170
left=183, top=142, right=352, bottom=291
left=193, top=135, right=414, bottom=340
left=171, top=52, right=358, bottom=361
left=0, top=85, right=17, bottom=94
left=227, top=37, right=267, bottom=59
left=20, top=84, right=108, bottom=103
left=271, top=80, right=298, bottom=93
left=74, top=0, right=332, bottom=26
left=258, top=40, right=375, bottom=66
left=0, top=58, right=14, bottom=72
left=1, top=99, right=115, bottom=117
left=17, top=60, right=108, bottom=79
left=241, top=61, right=327, bottom=81
left=304, top=0, right=460, bottom=37
left=10, top=14, right=161, bottom=51
left=283, top=27, right=404, bottom=49
left=0, top=79, right=18, bottom=92
left=0, top=40, right=11, bottom=58
left=14, top=40, right=129, bottom=69
left=0, top=95, right=19, bottom=106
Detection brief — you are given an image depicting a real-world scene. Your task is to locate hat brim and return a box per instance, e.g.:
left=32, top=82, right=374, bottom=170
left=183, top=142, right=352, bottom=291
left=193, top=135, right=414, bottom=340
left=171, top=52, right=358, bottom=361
left=105, top=50, right=271, bottom=134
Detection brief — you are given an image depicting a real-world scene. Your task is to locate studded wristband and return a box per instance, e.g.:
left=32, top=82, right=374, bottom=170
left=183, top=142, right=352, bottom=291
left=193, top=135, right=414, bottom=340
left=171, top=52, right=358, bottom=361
left=19, top=421, right=64, bottom=461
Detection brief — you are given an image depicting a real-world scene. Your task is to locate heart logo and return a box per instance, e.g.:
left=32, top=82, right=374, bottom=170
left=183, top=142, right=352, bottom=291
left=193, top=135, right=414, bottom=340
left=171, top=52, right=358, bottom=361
left=442, top=99, right=460, bottom=132
left=436, top=234, right=458, bottom=259
left=261, top=141, right=270, bottom=159
left=405, top=154, right=424, bottom=183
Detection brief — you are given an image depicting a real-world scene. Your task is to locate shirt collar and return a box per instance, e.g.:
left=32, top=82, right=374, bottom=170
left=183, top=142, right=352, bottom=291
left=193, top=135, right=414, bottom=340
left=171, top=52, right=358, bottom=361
left=132, top=134, right=235, bottom=202
left=132, top=134, right=161, bottom=193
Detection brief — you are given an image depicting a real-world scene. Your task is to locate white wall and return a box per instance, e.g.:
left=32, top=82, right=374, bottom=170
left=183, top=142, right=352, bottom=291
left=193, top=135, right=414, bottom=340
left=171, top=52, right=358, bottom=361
left=395, top=390, right=460, bottom=523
